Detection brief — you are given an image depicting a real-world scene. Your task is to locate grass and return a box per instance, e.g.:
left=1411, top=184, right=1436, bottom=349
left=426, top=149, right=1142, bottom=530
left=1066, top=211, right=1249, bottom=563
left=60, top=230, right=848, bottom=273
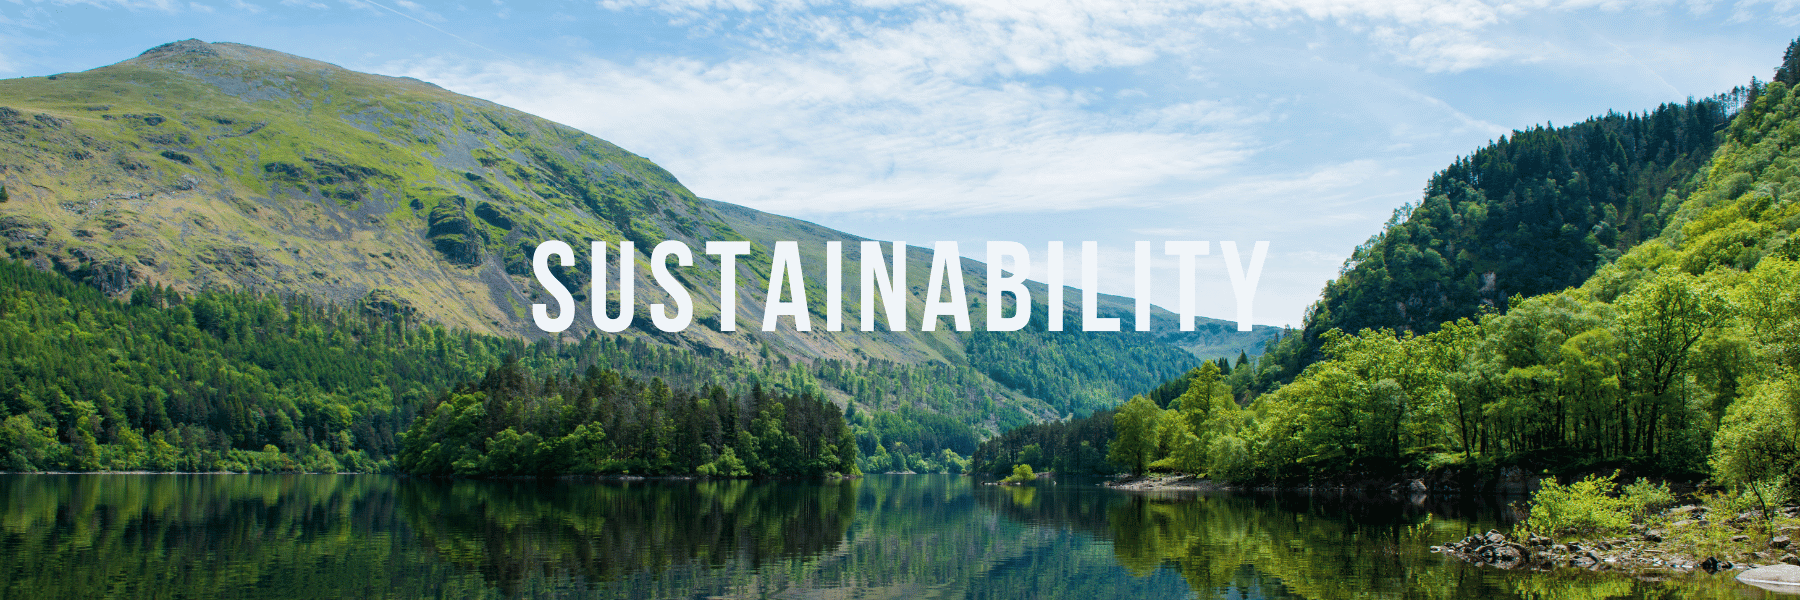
left=0, top=42, right=716, bottom=339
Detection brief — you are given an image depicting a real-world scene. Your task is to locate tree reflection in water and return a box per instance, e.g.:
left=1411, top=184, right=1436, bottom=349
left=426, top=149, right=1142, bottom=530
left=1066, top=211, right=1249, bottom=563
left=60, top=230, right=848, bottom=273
left=0, top=475, right=1768, bottom=599
left=398, top=477, right=858, bottom=594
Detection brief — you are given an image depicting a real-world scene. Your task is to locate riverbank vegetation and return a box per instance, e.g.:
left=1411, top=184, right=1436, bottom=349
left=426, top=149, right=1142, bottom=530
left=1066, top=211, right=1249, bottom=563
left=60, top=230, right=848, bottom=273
left=1437, top=471, right=1800, bottom=574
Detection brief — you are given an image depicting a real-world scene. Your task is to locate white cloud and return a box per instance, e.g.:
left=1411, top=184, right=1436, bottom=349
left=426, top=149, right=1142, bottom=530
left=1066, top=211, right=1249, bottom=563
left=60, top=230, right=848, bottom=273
left=358, top=0, right=1800, bottom=325
left=588, top=0, right=1780, bottom=74
left=394, top=52, right=1264, bottom=215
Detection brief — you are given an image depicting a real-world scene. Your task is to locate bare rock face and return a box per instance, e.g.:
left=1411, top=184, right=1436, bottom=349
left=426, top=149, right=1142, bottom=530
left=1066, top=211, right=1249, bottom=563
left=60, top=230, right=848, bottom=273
left=426, top=200, right=483, bottom=266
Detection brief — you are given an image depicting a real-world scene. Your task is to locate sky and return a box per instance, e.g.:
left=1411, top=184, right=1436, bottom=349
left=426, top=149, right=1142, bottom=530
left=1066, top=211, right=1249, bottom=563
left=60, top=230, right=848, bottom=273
left=1, top=0, right=1796, bottom=329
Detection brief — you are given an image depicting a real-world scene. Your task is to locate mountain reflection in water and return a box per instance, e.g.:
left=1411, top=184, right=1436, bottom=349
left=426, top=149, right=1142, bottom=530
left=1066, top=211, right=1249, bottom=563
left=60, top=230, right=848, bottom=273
left=0, top=474, right=1764, bottom=599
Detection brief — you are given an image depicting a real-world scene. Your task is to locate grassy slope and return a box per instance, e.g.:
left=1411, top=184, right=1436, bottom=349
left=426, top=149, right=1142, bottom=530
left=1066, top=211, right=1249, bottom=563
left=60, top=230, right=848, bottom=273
left=0, top=39, right=1277, bottom=433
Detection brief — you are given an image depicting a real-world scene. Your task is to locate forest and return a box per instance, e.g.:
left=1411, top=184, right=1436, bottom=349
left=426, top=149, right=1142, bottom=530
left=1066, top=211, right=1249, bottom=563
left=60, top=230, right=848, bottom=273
left=1249, top=92, right=1739, bottom=391
left=394, top=359, right=858, bottom=477
left=0, top=254, right=998, bottom=475
left=978, top=49, right=1800, bottom=492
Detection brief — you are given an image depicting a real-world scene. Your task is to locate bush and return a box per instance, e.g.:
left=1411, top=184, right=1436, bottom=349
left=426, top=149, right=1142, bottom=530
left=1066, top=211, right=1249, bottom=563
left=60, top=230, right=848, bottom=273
left=1623, top=479, right=1677, bottom=517
left=1525, top=472, right=1636, bottom=538
left=1705, top=479, right=1790, bottom=518
left=696, top=446, right=750, bottom=478
left=1002, top=464, right=1036, bottom=484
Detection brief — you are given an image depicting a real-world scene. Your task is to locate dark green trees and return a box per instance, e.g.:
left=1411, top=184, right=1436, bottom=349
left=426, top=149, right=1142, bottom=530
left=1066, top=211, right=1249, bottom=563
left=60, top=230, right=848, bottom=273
left=0, top=258, right=521, bottom=472
left=1250, top=98, right=1733, bottom=390
left=394, top=360, right=858, bottom=477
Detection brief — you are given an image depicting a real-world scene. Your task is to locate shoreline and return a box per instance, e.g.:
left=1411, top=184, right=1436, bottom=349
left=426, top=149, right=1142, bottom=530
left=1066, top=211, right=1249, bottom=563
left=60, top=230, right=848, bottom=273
left=1102, top=473, right=1800, bottom=587
left=1103, top=474, right=1229, bottom=492
left=1434, top=504, right=1800, bottom=578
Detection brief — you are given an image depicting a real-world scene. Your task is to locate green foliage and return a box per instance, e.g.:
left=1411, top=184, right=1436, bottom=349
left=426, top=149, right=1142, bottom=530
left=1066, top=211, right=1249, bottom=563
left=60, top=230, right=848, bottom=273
left=0, top=258, right=523, bottom=472
left=1110, top=275, right=1733, bottom=482
left=0, top=256, right=918, bottom=477
left=696, top=445, right=751, bottom=477
left=1001, top=463, right=1036, bottom=484
left=1057, top=47, right=1800, bottom=486
left=1622, top=478, right=1677, bottom=517
left=0, top=40, right=1238, bottom=466
left=1106, top=395, right=1161, bottom=476
left=1524, top=473, right=1637, bottom=539
left=966, top=320, right=1199, bottom=417
left=970, top=410, right=1114, bottom=477
left=395, top=361, right=858, bottom=478
left=1247, top=96, right=1733, bottom=392
left=1712, top=376, right=1800, bottom=487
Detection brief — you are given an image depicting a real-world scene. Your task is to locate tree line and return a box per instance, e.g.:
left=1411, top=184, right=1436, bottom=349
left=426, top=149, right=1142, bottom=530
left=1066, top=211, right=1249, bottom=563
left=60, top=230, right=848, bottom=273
left=394, top=359, right=858, bottom=477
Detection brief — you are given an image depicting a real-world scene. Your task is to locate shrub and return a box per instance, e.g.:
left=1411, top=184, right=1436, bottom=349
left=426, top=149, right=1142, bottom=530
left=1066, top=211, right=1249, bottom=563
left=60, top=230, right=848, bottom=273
left=1705, top=479, right=1791, bottom=519
left=1622, top=479, right=1677, bottom=518
left=1525, top=472, right=1636, bottom=538
left=1002, top=464, right=1036, bottom=484
left=696, top=446, right=750, bottom=478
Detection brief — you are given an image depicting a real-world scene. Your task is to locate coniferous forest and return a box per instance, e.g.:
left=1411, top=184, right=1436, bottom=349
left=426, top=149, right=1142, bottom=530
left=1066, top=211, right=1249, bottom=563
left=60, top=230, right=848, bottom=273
left=0, top=258, right=867, bottom=475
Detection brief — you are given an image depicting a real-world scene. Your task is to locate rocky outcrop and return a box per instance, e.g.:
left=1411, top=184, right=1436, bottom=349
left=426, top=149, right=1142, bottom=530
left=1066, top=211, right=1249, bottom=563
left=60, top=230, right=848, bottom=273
left=427, top=199, right=483, bottom=266
left=1437, top=504, right=1800, bottom=578
left=1434, top=530, right=1575, bottom=571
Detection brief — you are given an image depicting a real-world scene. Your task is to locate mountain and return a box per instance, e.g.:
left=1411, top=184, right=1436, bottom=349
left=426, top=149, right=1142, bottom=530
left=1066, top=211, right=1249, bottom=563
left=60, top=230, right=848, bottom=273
left=0, top=40, right=1277, bottom=438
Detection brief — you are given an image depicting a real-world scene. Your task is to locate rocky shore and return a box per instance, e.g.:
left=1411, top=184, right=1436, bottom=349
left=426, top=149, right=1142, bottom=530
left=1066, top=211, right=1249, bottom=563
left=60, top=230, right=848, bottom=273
left=1103, top=474, right=1228, bottom=492
left=1434, top=504, right=1800, bottom=578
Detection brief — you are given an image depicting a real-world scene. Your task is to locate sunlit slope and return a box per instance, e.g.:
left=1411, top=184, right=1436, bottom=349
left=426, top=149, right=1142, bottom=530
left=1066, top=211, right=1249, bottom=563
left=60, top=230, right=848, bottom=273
left=0, top=39, right=735, bottom=341
left=0, top=39, right=1281, bottom=423
left=1588, top=82, right=1800, bottom=287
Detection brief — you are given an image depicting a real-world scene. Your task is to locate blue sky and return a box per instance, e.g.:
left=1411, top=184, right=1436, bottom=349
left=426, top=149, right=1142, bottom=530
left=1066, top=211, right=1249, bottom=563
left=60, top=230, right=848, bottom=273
left=2, top=0, right=1796, bottom=328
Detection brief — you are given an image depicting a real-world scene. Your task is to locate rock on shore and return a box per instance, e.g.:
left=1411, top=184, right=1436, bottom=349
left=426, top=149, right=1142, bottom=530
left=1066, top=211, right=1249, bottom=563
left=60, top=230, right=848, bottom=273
left=1739, top=564, right=1800, bottom=593
left=1104, top=475, right=1227, bottom=492
left=1436, top=504, right=1800, bottom=581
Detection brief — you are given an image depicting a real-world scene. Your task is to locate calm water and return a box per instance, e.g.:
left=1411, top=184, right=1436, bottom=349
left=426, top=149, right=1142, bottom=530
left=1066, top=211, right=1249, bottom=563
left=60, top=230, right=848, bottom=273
left=0, top=474, right=1772, bottom=599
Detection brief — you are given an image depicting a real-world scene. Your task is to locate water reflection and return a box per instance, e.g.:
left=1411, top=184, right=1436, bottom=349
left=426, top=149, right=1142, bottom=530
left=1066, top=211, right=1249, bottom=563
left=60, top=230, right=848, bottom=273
left=0, top=474, right=1774, bottom=599
left=398, top=478, right=859, bottom=595
left=1017, top=487, right=1763, bottom=600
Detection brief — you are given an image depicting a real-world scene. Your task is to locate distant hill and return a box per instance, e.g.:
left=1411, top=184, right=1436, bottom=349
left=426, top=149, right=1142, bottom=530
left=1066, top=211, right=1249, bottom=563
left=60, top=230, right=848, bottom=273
left=0, top=39, right=1278, bottom=435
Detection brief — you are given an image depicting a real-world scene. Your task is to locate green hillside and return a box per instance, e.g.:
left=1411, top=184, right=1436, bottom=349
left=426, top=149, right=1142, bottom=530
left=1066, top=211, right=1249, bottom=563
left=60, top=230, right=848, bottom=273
left=1244, top=95, right=1736, bottom=389
left=977, top=40, right=1800, bottom=488
left=1020, top=43, right=1800, bottom=486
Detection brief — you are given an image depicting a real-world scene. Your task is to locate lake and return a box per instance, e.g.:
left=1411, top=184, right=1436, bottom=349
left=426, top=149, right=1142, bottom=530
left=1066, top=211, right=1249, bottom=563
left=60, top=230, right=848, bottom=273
left=0, top=474, right=1771, bottom=599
